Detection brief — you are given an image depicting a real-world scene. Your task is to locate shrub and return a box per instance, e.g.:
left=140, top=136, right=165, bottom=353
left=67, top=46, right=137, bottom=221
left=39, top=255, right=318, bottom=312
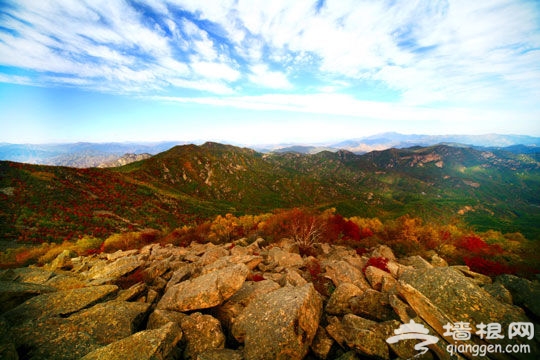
left=464, top=256, right=515, bottom=277
left=102, top=229, right=162, bottom=253
left=459, top=235, right=489, bottom=253
left=363, top=257, right=390, bottom=274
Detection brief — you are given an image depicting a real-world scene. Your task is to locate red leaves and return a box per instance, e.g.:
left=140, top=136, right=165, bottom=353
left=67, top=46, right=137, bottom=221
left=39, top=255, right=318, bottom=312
left=464, top=257, right=514, bottom=277
left=362, top=257, right=390, bottom=274
left=459, top=235, right=489, bottom=253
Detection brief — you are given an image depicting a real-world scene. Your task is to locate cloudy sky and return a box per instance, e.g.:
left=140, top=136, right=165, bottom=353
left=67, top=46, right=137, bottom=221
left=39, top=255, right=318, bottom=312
left=1, top=0, right=539, bottom=144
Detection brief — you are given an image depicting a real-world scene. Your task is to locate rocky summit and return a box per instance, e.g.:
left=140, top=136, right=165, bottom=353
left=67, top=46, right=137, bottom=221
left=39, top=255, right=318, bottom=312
left=0, top=240, right=538, bottom=359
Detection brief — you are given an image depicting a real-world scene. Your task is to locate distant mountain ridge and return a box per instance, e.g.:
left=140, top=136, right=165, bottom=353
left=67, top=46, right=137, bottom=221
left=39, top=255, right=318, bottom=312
left=1, top=142, right=538, bottom=245
left=1, top=133, right=539, bottom=167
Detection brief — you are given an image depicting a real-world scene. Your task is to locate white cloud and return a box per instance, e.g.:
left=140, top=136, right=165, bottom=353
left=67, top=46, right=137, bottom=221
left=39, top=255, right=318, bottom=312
left=248, top=64, right=292, bottom=89
left=0, top=0, right=539, bottom=109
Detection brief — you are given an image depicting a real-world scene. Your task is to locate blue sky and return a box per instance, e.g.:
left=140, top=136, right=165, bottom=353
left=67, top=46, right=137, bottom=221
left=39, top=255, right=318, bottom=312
left=1, top=0, right=539, bottom=144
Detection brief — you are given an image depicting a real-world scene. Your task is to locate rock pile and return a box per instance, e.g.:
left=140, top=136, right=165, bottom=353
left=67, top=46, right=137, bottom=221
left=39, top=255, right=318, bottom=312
left=0, top=240, right=538, bottom=359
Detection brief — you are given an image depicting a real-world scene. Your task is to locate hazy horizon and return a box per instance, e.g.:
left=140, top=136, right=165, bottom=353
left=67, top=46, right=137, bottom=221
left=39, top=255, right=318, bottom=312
left=1, top=1, right=540, bottom=144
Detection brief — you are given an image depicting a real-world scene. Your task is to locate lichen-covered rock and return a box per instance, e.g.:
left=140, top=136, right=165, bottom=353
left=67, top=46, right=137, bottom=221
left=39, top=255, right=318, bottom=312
left=400, top=267, right=529, bottom=327
left=181, top=312, right=225, bottom=359
left=157, top=263, right=249, bottom=312
left=216, top=279, right=281, bottom=331
left=85, top=255, right=144, bottom=281
left=80, top=322, right=182, bottom=360
left=232, top=283, right=322, bottom=360
left=363, top=265, right=396, bottom=292
left=495, top=274, right=540, bottom=318
left=482, top=281, right=513, bottom=305
left=48, top=249, right=77, bottom=271
left=0, top=280, right=57, bottom=313
left=369, top=245, right=396, bottom=261
left=349, top=288, right=397, bottom=322
left=323, top=260, right=370, bottom=290
left=310, top=326, right=334, bottom=359
left=196, top=348, right=244, bottom=360
left=3, top=284, right=118, bottom=324
left=147, top=309, right=187, bottom=330
left=268, top=246, right=303, bottom=268
left=341, top=314, right=390, bottom=359
left=325, top=282, right=363, bottom=315
left=10, top=300, right=150, bottom=359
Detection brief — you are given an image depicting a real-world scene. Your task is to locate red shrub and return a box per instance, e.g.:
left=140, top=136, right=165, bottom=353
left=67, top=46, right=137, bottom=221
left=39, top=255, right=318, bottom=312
left=459, top=235, right=488, bottom=253
left=363, top=257, right=389, bottom=274
left=464, top=256, right=514, bottom=277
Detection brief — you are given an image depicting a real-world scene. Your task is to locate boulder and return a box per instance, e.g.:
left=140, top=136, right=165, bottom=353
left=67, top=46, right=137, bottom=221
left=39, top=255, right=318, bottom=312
left=349, top=288, right=397, bottom=322
left=363, top=265, right=396, bottom=292
left=180, top=313, right=225, bottom=359
left=0, top=280, right=56, bottom=314
left=157, top=263, right=249, bottom=312
left=482, top=281, right=513, bottom=305
left=267, top=247, right=303, bottom=268
left=325, top=282, right=364, bottom=315
left=0, top=267, right=55, bottom=284
left=196, top=349, right=244, bottom=360
left=310, top=326, right=335, bottom=359
left=3, top=285, right=118, bottom=324
left=198, top=244, right=230, bottom=266
left=495, top=274, right=540, bottom=318
left=370, top=245, right=396, bottom=261
left=44, top=273, right=87, bottom=290
left=232, top=283, right=322, bottom=360
left=10, top=300, right=150, bottom=359
left=216, top=279, right=281, bottom=331
left=48, top=249, right=77, bottom=271
left=85, top=255, right=144, bottom=281
left=323, top=260, right=370, bottom=290
left=147, top=309, right=188, bottom=330
left=399, top=255, right=433, bottom=269
left=400, top=267, right=530, bottom=328
left=80, top=322, right=182, bottom=360
left=341, top=314, right=389, bottom=359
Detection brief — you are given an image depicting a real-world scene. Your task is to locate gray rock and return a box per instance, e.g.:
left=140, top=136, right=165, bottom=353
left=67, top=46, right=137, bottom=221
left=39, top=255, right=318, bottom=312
left=341, top=314, right=389, bottom=359
left=370, top=245, right=396, bottom=261
left=10, top=300, right=150, bottom=359
left=495, top=274, right=540, bottom=318
left=1, top=267, right=55, bottom=284
left=147, top=309, right=187, bottom=330
left=363, top=265, right=396, bottom=292
left=86, top=255, right=144, bottom=281
left=482, top=281, right=513, bottom=305
left=323, top=260, right=370, bottom=290
left=216, top=279, right=281, bottom=331
left=310, top=326, right=334, bottom=359
left=157, top=263, right=249, bottom=312
left=196, top=348, right=243, bottom=360
left=48, top=249, right=77, bottom=271
left=80, top=322, right=182, bottom=360
left=0, top=280, right=56, bottom=314
left=3, top=284, right=118, bottom=324
left=181, top=312, right=225, bottom=359
left=400, top=267, right=530, bottom=328
left=325, top=282, right=364, bottom=315
left=232, top=283, right=322, bottom=360
left=349, top=288, right=397, bottom=322
left=267, top=246, right=303, bottom=268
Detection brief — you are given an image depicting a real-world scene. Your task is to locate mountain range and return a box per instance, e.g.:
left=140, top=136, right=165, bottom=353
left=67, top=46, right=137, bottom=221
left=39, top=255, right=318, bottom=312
left=1, top=141, right=539, bottom=246
left=1, top=133, right=538, bottom=168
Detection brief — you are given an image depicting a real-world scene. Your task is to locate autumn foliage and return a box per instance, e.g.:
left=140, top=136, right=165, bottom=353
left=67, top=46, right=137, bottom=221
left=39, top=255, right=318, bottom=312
left=1, top=207, right=538, bottom=278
